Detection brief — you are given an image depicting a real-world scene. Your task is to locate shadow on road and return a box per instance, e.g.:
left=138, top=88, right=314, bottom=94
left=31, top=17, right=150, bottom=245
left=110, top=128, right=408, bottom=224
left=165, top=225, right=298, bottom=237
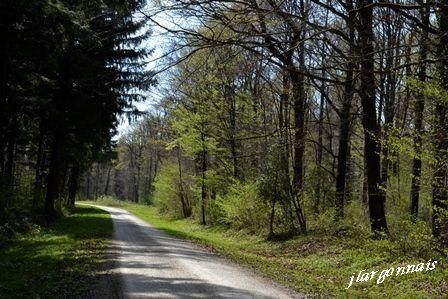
left=87, top=208, right=293, bottom=299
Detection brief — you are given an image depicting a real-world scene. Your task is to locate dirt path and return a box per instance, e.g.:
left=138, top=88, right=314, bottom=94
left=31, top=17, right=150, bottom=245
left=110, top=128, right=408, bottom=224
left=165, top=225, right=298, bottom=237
left=91, top=205, right=303, bottom=298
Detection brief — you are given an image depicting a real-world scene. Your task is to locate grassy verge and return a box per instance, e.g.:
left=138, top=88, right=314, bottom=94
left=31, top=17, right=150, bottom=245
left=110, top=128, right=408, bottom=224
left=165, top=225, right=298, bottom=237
left=0, top=205, right=112, bottom=298
left=82, top=199, right=447, bottom=298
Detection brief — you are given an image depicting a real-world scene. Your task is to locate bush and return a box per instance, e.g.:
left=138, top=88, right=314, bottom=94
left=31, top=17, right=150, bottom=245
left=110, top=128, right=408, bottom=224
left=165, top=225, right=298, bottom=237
left=389, top=217, right=436, bottom=258
left=215, top=181, right=269, bottom=234
left=94, top=195, right=125, bottom=207
left=153, top=161, right=194, bottom=218
left=307, top=200, right=369, bottom=236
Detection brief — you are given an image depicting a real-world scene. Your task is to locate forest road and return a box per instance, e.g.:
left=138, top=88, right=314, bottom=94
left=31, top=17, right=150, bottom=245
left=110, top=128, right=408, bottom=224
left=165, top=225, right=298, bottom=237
left=92, top=205, right=303, bottom=299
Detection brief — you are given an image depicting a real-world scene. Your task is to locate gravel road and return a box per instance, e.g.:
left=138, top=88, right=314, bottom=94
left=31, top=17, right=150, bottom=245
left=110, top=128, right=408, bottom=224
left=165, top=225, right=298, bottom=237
left=94, top=205, right=303, bottom=299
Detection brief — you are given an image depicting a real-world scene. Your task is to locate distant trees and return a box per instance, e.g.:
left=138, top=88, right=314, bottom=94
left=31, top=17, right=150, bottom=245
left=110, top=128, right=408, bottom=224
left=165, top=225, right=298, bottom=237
left=0, top=0, right=152, bottom=222
left=80, top=114, right=165, bottom=204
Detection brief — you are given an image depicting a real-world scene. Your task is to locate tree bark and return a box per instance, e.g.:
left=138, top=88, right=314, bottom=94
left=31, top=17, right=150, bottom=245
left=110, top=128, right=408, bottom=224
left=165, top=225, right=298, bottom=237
left=45, top=128, right=64, bottom=220
left=200, top=132, right=207, bottom=225
left=410, top=1, right=429, bottom=219
left=432, top=0, right=448, bottom=240
left=357, top=0, right=388, bottom=234
left=335, top=100, right=352, bottom=219
left=315, top=76, right=325, bottom=214
left=67, top=162, right=80, bottom=209
left=290, top=64, right=307, bottom=234
left=335, top=4, right=355, bottom=219
left=33, top=121, right=46, bottom=209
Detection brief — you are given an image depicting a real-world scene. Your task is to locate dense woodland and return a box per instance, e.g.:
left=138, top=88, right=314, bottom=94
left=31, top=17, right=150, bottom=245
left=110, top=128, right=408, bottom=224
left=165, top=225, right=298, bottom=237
left=0, top=0, right=152, bottom=229
left=2, top=0, right=448, bottom=247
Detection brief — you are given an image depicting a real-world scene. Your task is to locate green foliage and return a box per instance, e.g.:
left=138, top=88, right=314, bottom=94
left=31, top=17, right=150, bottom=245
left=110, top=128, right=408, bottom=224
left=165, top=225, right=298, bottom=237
left=307, top=200, right=369, bottom=236
left=214, top=181, right=270, bottom=233
left=389, top=218, right=436, bottom=259
left=407, top=78, right=448, bottom=106
left=153, top=161, right=195, bottom=218
left=93, top=195, right=126, bottom=207
left=168, top=107, right=221, bottom=158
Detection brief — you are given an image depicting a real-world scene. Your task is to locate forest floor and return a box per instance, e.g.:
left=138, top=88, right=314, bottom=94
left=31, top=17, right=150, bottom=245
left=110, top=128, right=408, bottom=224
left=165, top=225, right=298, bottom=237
left=0, top=206, right=113, bottom=298
left=82, top=199, right=448, bottom=299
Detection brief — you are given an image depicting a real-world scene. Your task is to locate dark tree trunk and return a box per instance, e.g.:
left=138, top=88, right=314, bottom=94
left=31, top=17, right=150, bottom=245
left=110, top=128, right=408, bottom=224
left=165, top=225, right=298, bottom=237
left=33, top=122, right=46, bottom=209
left=0, top=2, right=11, bottom=180
left=357, top=0, right=388, bottom=234
left=144, top=155, right=153, bottom=199
left=335, top=101, right=352, bottom=219
left=290, top=64, right=307, bottom=234
left=94, top=163, right=100, bottom=199
left=200, top=132, right=207, bottom=225
left=410, top=1, right=429, bottom=219
left=44, top=129, right=64, bottom=220
left=113, top=169, right=121, bottom=199
left=228, top=89, right=239, bottom=179
left=381, top=18, right=397, bottom=186
left=432, top=0, right=448, bottom=240
left=104, top=165, right=112, bottom=196
left=2, top=112, right=17, bottom=210
left=362, top=156, right=368, bottom=203
left=67, top=162, right=80, bottom=209
left=135, top=147, right=142, bottom=203
left=177, top=147, right=191, bottom=218
left=291, top=67, right=305, bottom=205
left=86, top=170, right=91, bottom=199
left=315, top=77, right=325, bottom=214
left=335, top=7, right=355, bottom=218
left=44, top=48, right=71, bottom=220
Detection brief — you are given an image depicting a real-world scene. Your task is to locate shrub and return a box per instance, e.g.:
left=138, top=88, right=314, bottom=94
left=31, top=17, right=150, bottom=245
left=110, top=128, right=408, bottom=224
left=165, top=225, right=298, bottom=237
left=307, top=200, right=369, bottom=236
left=389, top=217, right=436, bottom=258
left=94, top=195, right=125, bottom=207
left=153, top=161, right=195, bottom=218
left=215, top=181, right=269, bottom=234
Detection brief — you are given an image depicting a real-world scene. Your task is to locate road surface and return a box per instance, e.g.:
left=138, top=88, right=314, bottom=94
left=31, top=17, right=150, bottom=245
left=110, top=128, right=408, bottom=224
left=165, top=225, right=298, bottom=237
left=95, top=205, right=302, bottom=299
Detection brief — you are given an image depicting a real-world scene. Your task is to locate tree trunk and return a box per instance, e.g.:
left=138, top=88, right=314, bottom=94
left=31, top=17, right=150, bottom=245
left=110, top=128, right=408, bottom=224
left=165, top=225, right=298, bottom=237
left=381, top=15, right=397, bottom=186
left=104, top=165, right=112, bottom=196
left=228, top=88, right=239, bottom=179
left=290, top=64, right=307, bottom=234
left=44, top=47, right=72, bottom=220
left=315, top=77, right=325, bottom=214
left=200, top=132, right=207, bottom=225
left=335, top=7, right=355, bottom=218
left=335, top=101, right=352, bottom=219
left=33, top=121, right=46, bottom=209
left=177, top=147, right=191, bottom=217
left=2, top=112, right=16, bottom=211
left=410, top=1, right=429, bottom=219
left=67, top=162, right=80, bottom=209
left=357, top=0, right=388, bottom=234
left=432, top=0, right=448, bottom=240
left=44, top=129, right=64, bottom=220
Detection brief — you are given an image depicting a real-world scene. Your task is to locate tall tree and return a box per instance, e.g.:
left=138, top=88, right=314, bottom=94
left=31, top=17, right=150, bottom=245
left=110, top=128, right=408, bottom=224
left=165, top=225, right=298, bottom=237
left=410, top=0, right=430, bottom=219
left=432, top=0, right=448, bottom=240
left=356, top=0, right=388, bottom=234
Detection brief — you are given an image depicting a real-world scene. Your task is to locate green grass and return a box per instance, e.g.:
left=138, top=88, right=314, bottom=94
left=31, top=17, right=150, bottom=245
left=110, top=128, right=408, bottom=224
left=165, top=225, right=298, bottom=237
left=0, top=206, right=112, bottom=298
left=82, top=199, right=447, bottom=298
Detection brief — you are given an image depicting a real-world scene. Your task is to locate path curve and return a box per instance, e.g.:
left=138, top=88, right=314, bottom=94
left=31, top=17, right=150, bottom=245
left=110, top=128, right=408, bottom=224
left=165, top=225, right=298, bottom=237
left=94, top=205, right=303, bottom=298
